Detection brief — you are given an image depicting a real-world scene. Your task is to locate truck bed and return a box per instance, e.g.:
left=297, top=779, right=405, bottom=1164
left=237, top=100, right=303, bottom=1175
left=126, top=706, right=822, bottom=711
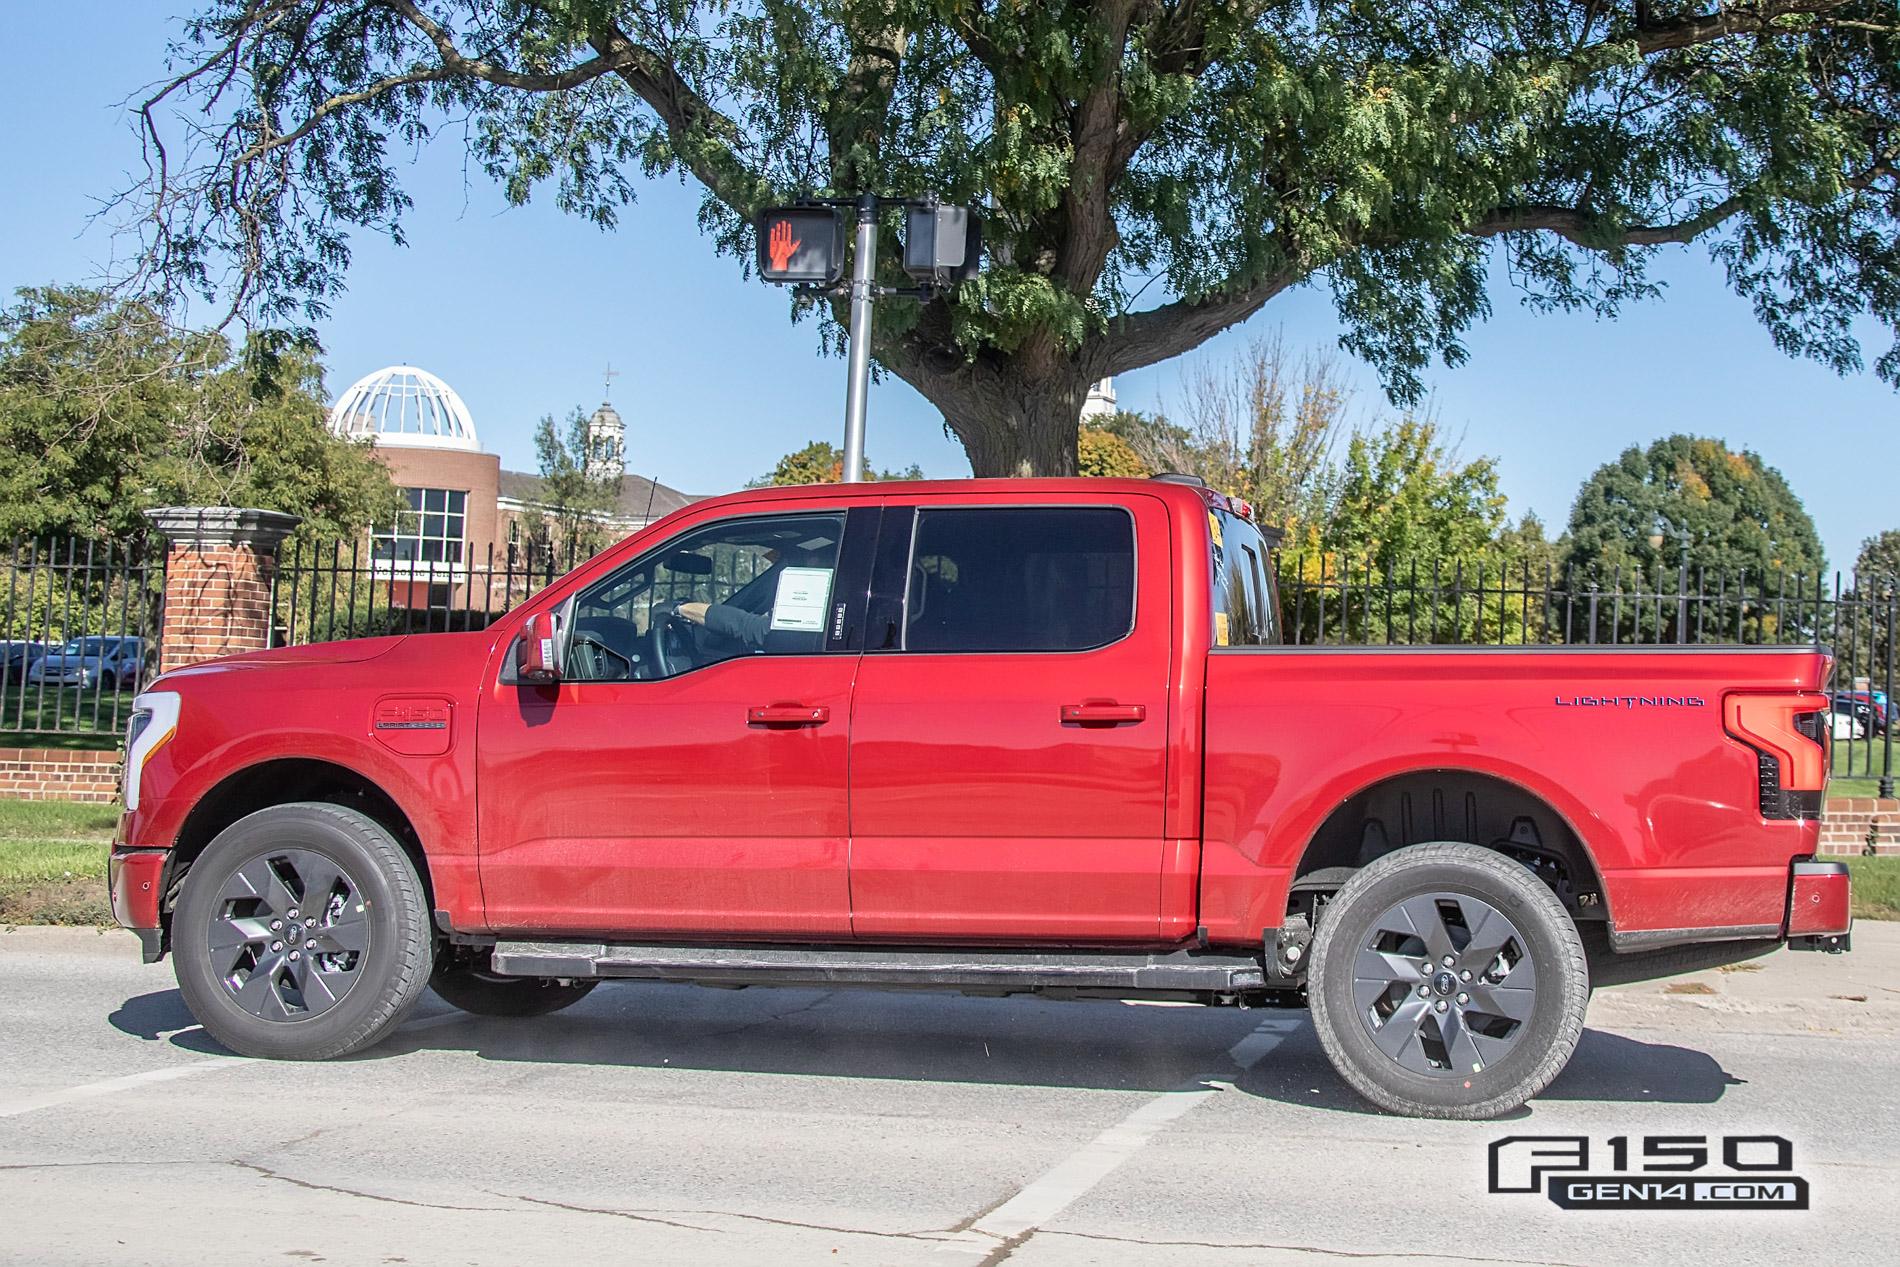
left=1197, top=644, right=1831, bottom=947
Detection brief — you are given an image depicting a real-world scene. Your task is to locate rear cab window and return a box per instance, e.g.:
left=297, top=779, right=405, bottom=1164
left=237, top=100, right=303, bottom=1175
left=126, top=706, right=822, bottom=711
left=1210, top=509, right=1281, bottom=646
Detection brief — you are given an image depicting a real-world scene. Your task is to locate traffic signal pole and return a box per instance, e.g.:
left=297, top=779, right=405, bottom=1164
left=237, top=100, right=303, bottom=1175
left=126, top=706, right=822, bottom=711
left=841, top=193, right=878, bottom=483
left=755, top=194, right=978, bottom=484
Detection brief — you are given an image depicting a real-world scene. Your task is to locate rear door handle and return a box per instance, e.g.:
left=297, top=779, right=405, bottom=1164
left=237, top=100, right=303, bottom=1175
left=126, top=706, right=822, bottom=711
left=748, top=704, right=831, bottom=727
left=1060, top=702, right=1147, bottom=726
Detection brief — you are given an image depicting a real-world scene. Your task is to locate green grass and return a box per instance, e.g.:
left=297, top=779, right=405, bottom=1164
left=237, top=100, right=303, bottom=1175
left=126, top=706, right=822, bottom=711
left=1830, top=738, right=1896, bottom=799
left=0, top=731, right=121, bottom=751
left=0, top=800, right=119, bottom=841
left=1846, top=856, right=1900, bottom=922
left=0, top=798, right=116, bottom=925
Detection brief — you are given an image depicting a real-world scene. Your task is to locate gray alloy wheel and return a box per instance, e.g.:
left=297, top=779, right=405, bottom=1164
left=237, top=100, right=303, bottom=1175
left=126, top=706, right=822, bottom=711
left=1350, top=892, right=1536, bottom=1077
left=173, top=802, right=433, bottom=1060
left=1307, top=842, right=1589, bottom=1119
left=206, top=848, right=370, bottom=1023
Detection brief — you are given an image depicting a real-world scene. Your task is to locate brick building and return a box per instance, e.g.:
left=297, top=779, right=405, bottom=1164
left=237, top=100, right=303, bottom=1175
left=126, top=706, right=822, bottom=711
left=328, top=365, right=699, bottom=605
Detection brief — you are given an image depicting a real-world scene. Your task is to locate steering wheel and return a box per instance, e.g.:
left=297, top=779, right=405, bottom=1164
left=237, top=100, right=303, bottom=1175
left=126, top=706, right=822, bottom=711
left=569, top=618, right=639, bottom=682
left=649, top=603, right=698, bottom=678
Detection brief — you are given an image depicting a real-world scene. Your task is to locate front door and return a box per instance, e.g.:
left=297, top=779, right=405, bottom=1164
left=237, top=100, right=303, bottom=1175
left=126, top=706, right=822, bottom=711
left=847, top=498, right=1173, bottom=941
left=477, top=508, right=866, bottom=937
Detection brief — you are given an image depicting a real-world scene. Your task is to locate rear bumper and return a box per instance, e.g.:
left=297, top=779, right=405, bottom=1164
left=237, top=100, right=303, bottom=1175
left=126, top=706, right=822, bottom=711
left=1787, top=859, right=1852, bottom=952
left=108, top=847, right=168, bottom=963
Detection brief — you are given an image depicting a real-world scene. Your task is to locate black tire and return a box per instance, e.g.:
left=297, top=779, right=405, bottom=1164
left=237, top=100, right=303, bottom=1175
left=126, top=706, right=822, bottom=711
left=98, top=672, right=118, bottom=692
left=172, top=802, right=434, bottom=1060
left=430, top=954, right=597, bottom=1017
left=1307, top=842, right=1589, bottom=1119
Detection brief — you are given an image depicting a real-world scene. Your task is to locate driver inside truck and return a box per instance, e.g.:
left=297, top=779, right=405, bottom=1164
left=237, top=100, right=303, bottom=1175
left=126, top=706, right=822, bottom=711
left=674, top=548, right=783, bottom=650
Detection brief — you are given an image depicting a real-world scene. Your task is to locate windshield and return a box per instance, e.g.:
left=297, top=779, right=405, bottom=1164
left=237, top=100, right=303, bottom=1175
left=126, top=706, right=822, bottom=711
left=58, top=638, right=116, bottom=655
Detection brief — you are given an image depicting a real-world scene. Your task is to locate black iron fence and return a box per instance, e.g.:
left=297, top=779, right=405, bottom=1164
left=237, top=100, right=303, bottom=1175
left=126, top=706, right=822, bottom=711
left=271, top=539, right=590, bottom=646
left=5, top=531, right=1894, bottom=799
left=1275, top=554, right=1897, bottom=795
left=2, top=538, right=165, bottom=741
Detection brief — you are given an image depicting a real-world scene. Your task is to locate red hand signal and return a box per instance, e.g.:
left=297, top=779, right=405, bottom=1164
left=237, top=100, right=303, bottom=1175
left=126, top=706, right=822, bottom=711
left=767, top=219, right=799, bottom=272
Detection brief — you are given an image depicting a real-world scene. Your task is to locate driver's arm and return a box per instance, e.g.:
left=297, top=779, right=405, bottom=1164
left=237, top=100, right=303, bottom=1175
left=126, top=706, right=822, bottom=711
left=677, top=601, right=770, bottom=650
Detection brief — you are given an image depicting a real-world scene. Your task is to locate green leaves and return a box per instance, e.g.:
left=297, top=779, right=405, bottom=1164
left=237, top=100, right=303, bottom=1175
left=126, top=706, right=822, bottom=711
left=0, top=286, right=401, bottom=543
left=129, top=2, right=1900, bottom=475
left=1562, top=434, right=1827, bottom=585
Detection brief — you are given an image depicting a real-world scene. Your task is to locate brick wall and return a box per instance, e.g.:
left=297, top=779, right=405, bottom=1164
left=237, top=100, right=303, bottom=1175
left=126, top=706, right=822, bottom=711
left=1818, top=797, right=1900, bottom=857
left=156, top=543, right=279, bottom=673
left=143, top=507, right=301, bottom=674
left=0, top=748, right=121, bottom=803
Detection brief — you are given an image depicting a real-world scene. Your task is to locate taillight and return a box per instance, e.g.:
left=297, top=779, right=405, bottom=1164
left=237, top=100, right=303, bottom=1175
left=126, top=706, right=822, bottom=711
left=1723, top=692, right=1828, bottom=820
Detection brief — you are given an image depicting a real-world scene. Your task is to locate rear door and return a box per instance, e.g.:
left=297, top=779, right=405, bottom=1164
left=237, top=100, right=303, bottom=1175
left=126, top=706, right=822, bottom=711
left=846, top=496, right=1174, bottom=940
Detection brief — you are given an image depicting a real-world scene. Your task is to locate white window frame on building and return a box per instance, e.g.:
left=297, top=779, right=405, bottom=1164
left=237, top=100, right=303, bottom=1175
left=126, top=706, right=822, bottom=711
left=374, top=487, right=468, bottom=566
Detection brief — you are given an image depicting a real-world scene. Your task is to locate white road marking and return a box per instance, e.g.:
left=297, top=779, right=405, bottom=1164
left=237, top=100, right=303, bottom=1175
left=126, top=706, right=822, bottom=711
left=0, top=1058, right=242, bottom=1119
left=0, top=1007, right=466, bottom=1119
left=962, top=1017, right=1300, bottom=1243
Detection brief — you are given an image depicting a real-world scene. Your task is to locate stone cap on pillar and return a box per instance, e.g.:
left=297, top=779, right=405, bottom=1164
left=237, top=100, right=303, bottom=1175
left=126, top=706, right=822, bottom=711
left=143, top=507, right=303, bottom=551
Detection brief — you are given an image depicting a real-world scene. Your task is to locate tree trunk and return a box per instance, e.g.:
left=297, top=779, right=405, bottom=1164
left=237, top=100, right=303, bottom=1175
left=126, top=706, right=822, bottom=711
left=894, top=353, right=1095, bottom=477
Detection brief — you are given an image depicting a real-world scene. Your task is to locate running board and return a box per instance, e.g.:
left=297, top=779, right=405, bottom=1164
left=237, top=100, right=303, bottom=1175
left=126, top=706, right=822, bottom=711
left=489, top=940, right=1268, bottom=995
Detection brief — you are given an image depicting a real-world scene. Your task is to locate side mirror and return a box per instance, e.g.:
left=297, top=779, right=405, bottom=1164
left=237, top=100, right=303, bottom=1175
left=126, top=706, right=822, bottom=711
left=515, top=610, right=564, bottom=684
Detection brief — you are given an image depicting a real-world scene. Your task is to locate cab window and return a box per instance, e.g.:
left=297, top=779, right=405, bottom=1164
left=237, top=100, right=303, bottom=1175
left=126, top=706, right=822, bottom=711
left=1211, top=510, right=1280, bottom=646
left=902, top=507, right=1134, bottom=653
left=565, top=513, right=845, bottom=680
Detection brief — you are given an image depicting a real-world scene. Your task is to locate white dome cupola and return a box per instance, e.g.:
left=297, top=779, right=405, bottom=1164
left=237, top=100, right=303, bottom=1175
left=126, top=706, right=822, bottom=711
left=330, top=365, right=480, bottom=452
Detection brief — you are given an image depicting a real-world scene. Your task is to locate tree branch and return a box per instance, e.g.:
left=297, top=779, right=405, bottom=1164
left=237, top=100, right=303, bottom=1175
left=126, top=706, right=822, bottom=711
left=1053, top=0, right=1140, bottom=294
left=1469, top=196, right=1748, bottom=247
left=1100, top=271, right=1299, bottom=376
left=583, top=21, right=757, bottom=215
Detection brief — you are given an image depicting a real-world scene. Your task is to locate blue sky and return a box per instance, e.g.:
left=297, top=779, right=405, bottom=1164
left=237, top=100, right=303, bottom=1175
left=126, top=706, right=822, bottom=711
left=3, top=6, right=1895, bottom=571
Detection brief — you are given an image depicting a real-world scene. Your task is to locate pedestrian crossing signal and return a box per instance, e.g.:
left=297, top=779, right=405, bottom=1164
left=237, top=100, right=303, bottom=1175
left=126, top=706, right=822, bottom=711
left=754, top=206, right=846, bottom=285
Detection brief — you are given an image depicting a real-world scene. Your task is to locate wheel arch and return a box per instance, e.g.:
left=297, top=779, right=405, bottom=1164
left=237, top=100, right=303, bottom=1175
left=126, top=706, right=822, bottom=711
left=1288, top=766, right=1612, bottom=925
left=163, top=758, right=434, bottom=943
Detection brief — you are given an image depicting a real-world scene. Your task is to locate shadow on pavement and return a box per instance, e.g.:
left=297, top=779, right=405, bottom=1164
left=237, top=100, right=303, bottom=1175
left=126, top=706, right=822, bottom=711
left=109, top=981, right=1740, bottom=1113
left=107, top=988, right=226, bottom=1053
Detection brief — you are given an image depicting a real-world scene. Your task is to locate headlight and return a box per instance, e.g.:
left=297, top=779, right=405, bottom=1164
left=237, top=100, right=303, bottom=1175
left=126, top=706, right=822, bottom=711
left=123, top=691, right=180, bottom=812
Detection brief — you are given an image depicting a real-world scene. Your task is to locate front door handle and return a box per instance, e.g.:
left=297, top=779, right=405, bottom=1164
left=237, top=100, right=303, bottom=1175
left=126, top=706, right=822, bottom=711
left=1060, top=702, right=1147, bottom=726
left=748, top=704, right=831, bottom=727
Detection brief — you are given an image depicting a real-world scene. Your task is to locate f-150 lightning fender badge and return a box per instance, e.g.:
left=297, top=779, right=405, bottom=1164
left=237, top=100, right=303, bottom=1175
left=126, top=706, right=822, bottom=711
left=1554, top=695, right=1708, bottom=707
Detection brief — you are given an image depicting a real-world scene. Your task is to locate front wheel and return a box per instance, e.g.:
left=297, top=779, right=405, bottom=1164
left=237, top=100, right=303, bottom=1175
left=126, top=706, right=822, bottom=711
left=1306, top=842, right=1589, bottom=1119
left=430, top=953, right=597, bottom=1017
left=172, top=802, right=434, bottom=1060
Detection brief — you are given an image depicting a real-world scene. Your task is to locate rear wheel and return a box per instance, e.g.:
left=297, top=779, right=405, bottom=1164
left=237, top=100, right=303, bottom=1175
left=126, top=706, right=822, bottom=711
left=1307, top=842, right=1589, bottom=1119
left=431, top=953, right=597, bottom=1017
left=172, top=802, right=433, bottom=1060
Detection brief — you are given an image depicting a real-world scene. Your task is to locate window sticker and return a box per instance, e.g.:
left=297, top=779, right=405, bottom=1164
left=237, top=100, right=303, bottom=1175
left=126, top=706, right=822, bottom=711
left=1214, top=611, right=1232, bottom=647
left=770, top=566, right=835, bottom=632
left=1207, top=511, right=1224, bottom=548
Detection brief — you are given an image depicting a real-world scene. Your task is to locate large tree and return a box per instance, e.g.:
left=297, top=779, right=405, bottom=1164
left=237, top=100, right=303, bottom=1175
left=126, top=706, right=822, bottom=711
left=0, top=286, right=400, bottom=542
left=128, top=2, right=1900, bottom=475
left=1562, top=434, right=1825, bottom=584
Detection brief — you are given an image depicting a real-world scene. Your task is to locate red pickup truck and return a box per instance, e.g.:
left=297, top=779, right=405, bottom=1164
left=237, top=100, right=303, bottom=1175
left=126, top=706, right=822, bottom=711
left=109, top=477, right=1852, bottom=1118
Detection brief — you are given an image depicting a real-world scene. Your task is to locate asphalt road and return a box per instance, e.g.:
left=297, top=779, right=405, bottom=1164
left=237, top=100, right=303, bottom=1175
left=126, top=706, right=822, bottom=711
left=2, top=925, right=1897, bottom=1267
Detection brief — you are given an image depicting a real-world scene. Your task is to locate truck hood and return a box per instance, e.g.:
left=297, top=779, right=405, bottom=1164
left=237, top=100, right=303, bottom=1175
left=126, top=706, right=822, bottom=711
left=157, top=636, right=410, bottom=682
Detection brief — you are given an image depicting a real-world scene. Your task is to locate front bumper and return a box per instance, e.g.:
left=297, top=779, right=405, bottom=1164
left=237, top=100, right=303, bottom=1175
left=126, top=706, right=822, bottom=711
left=1787, top=859, right=1852, bottom=952
left=108, top=847, right=169, bottom=963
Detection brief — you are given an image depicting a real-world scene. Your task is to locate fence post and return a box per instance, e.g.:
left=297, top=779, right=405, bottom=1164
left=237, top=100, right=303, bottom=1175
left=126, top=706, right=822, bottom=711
left=143, top=507, right=302, bottom=673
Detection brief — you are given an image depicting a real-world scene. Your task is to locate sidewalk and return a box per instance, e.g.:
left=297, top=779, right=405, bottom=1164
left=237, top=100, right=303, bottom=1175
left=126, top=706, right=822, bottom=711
left=1593, top=919, right=1900, bottom=1035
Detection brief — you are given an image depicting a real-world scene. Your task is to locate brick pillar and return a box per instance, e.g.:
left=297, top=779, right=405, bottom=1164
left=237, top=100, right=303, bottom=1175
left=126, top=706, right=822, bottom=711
left=144, top=507, right=302, bottom=673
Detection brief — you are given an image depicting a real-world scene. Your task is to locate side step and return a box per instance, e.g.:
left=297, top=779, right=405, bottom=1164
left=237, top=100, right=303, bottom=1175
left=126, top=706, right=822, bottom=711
left=489, top=940, right=1268, bottom=996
